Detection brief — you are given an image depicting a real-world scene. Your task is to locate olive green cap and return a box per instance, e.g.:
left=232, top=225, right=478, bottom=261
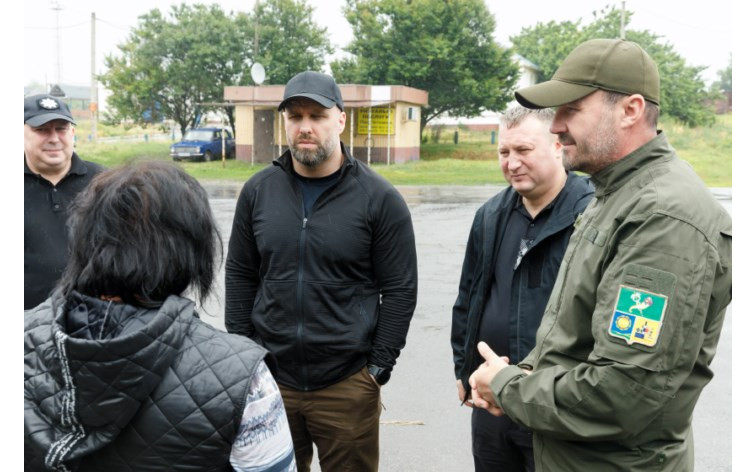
left=515, top=38, right=660, bottom=109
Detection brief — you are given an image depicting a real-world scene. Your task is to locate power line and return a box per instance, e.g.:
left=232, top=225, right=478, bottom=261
left=96, top=17, right=133, bottom=32
left=25, top=17, right=131, bottom=32
left=633, top=5, right=730, bottom=34
left=25, top=21, right=89, bottom=30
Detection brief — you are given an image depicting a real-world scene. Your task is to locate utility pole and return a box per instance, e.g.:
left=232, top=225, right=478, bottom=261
left=620, top=1, right=626, bottom=40
left=90, top=12, right=98, bottom=142
left=251, top=0, right=259, bottom=165
left=254, top=0, right=259, bottom=57
left=51, top=0, right=63, bottom=86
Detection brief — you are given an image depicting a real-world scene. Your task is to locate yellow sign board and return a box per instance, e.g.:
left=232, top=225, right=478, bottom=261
left=357, top=107, right=395, bottom=135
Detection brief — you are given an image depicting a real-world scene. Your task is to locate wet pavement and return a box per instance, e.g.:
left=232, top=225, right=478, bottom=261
left=198, top=182, right=732, bottom=471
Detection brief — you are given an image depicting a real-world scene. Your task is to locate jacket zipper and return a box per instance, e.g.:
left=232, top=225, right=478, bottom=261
left=533, top=197, right=601, bottom=362
left=296, top=216, right=309, bottom=391
left=287, top=157, right=350, bottom=391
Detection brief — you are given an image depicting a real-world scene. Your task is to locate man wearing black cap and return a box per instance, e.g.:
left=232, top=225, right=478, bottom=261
left=24, top=94, right=103, bottom=310
left=468, top=39, right=732, bottom=470
left=225, top=71, right=418, bottom=471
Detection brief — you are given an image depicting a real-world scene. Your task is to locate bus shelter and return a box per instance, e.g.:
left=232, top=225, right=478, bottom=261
left=223, top=84, right=428, bottom=165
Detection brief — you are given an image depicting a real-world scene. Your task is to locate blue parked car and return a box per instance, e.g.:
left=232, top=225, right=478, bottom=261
left=171, top=127, right=235, bottom=162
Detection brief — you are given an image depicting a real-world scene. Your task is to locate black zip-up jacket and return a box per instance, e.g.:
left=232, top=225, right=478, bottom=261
left=225, top=143, right=418, bottom=391
left=451, top=172, right=594, bottom=395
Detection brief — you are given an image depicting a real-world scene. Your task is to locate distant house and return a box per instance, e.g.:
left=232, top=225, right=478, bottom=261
left=513, top=53, right=541, bottom=91
left=429, top=53, right=541, bottom=131
left=710, top=91, right=732, bottom=114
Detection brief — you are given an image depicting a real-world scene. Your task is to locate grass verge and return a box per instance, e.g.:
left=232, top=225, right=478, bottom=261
left=74, top=114, right=731, bottom=187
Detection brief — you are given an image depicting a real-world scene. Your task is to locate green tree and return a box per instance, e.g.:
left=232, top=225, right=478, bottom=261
left=101, top=5, right=238, bottom=136
left=509, top=20, right=583, bottom=83
left=101, top=1, right=332, bottom=137
left=331, top=0, right=519, bottom=132
left=245, top=0, right=333, bottom=85
left=511, top=6, right=715, bottom=127
left=101, top=5, right=247, bottom=136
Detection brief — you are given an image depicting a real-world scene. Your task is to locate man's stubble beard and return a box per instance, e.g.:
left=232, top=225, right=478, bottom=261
left=290, top=134, right=338, bottom=168
left=561, top=107, right=619, bottom=175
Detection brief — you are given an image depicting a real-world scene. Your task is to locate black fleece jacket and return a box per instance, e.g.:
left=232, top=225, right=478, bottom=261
left=225, top=143, right=418, bottom=391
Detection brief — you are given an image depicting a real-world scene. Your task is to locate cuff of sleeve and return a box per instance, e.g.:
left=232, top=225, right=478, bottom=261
left=490, top=365, right=527, bottom=410
left=518, top=357, right=534, bottom=371
left=367, top=356, right=393, bottom=372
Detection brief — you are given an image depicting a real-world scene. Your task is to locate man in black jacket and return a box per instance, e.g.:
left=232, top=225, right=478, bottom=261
left=225, top=71, right=418, bottom=472
left=451, top=106, right=594, bottom=471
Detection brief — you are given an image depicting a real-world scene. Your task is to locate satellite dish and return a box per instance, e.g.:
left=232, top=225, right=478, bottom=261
left=251, top=63, right=266, bottom=85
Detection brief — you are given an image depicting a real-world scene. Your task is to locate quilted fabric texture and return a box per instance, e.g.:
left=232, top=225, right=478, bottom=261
left=25, top=293, right=268, bottom=471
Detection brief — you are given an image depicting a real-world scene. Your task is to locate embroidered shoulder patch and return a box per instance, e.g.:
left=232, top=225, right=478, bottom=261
left=608, top=285, right=668, bottom=347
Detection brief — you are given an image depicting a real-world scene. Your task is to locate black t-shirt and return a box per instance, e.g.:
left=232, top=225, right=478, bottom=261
left=294, top=169, right=341, bottom=218
left=478, top=197, right=554, bottom=357
left=24, top=153, right=103, bottom=310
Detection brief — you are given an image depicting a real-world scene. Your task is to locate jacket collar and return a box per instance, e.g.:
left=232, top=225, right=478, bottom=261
left=590, top=132, right=675, bottom=197
left=274, top=141, right=355, bottom=177
left=534, top=171, right=592, bottom=242
left=496, top=171, right=586, bottom=216
left=489, top=171, right=593, bottom=246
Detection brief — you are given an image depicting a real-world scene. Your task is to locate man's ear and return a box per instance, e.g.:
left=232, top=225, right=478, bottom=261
left=338, top=110, right=346, bottom=133
left=620, top=94, right=646, bottom=129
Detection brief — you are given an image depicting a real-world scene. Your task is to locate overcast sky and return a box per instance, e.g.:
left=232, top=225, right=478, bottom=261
left=24, top=0, right=731, bottom=89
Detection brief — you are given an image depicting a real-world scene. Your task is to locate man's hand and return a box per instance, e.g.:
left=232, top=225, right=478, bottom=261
left=456, top=379, right=473, bottom=407
left=468, top=342, right=510, bottom=416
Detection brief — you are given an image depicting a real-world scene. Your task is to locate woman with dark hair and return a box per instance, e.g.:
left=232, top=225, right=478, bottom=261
left=24, top=161, right=296, bottom=471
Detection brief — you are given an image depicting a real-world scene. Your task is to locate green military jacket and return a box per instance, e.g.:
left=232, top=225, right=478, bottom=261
left=490, top=132, right=732, bottom=471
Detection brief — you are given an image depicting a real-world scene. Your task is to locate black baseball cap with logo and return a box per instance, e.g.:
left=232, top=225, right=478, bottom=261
left=278, top=71, right=344, bottom=111
left=515, top=39, right=660, bottom=109
left=24, top=94, right=76, bottom=127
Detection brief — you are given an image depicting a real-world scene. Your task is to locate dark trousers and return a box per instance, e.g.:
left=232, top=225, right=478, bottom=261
left=278, top=367, right=382, bottom=472
left=471, top=407, right=535, bottom=472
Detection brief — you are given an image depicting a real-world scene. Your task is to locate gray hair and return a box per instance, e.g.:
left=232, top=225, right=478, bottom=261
left=499, top=106, right=555, bottom=130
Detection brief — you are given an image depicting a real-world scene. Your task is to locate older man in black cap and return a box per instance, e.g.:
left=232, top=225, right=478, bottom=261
left=468, top=39, right=732, bottom=471
left=24, top=94, right=103, bottom=310
left=225, top=71, right=418, bottom=472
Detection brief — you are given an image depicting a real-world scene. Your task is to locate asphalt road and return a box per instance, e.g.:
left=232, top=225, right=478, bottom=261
left=197, top=183, right=732, bottom=472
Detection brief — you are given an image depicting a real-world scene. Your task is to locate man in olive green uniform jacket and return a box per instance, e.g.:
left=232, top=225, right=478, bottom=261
left=468, top=39, right=732, bottom=471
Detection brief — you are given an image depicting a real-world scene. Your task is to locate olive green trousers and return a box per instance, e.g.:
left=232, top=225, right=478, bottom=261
left=278, top=366, right=382, bottom=472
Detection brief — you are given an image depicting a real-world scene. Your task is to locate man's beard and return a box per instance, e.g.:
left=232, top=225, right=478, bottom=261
left=559, top=108, right=619, bottom=175
left=290, top=134, right=337, bottom=168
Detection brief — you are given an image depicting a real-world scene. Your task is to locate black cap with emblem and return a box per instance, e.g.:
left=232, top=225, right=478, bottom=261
left=24, top=94, right=76, bottom=127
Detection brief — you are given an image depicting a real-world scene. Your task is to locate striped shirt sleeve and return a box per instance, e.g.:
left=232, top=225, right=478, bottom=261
left=230, top=362, right=296, bottom=471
